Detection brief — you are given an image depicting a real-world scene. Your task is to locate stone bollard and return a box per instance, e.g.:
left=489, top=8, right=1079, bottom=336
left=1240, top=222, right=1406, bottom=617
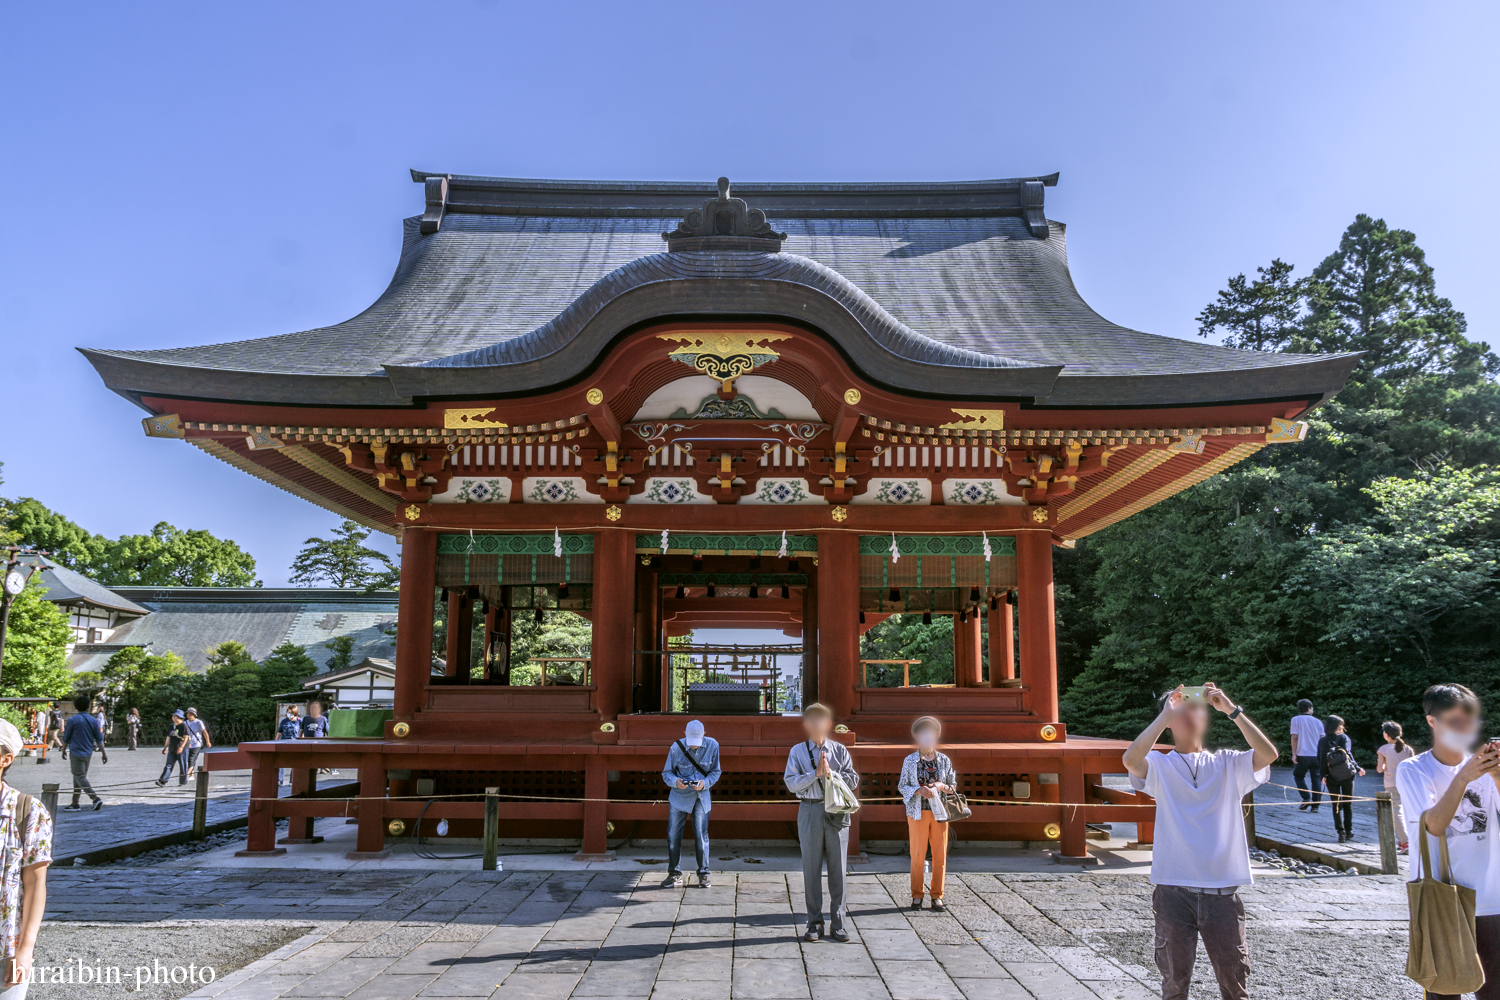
left=483, top=787, right=500, bottom=871
left=192, top=770, right=210, bottom=840
left=1376, top=791, right=1398, bottom=875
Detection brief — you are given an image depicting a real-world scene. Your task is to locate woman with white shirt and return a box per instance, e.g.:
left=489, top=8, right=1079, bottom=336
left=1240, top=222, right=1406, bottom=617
left=1375, top=721, right=1414, bottom=855
left=897, top=716, right=957, bottom=912
left=1123, top=682, right=1277, bottom=1000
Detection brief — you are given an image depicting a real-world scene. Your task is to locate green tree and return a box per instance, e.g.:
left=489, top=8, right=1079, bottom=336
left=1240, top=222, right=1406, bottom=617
left=859, top=614, right=957, bottom=686
left=1196, top=258, right=1309, bottom=353
left=289, top=520, right=398, bottom=590
left=96, top=646, right=194, bottom=734
left=509, top=609, right=592, bottom=685
left=260, top=642, right=317, bottom=700
left=3, top=498, right=105, bottom=569
left=0, top=578, right=74, bottom=698
left=322, top=635, right=355, bottom=672
left=96, top=522, right=259, bottom=587
left=195, top=641, right=269, bottom=732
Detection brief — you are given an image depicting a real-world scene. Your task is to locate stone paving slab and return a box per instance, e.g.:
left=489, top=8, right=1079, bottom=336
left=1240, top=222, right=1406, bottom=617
left=32, top=863, right=1412, bottom=1000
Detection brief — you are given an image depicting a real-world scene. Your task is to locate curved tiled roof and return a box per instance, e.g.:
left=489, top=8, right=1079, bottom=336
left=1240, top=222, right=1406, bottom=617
left=82, top=174, right=1359, bottom=408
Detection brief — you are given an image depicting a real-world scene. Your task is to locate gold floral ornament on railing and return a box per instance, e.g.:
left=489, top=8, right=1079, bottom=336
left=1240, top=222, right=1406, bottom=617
left=658, top=332, right=790, bottom=396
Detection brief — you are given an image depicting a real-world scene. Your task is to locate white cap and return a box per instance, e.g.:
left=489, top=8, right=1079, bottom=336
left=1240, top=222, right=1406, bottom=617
left=684, top=719, right=705, bottom=748
left=0, top=720, right=21, bottom=756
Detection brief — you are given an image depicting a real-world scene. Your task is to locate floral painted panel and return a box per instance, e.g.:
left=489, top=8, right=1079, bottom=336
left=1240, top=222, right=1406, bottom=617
left=431, top=477, right=512, bottom=504
left=740, top=477, right=824, bottom=505
left=522, top=477, right=601, bottom=504
left=852, top=478, right=930, bottom=505
left=632, top=478, right=713, bottom=504
left=943, top=479, right=1024, bottom=506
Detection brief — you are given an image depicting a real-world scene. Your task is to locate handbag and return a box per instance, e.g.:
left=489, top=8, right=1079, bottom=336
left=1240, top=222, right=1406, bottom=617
left=940, top=790, right=972, bottom=821
left=1406, top=809, right=1485, bottom=995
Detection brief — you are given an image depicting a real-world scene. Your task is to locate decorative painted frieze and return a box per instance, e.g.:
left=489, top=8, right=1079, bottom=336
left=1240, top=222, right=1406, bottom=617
left=431, top=477, right=513, bottom=504
left=632, top=478, right=714, bottom=505
left=852, top=478, right=930, bottom=505
left=943, top=479, right=1025, bottom=506
left=522, top=477, right=600, bottom=504
left=740, top=478, right=823, bottom=505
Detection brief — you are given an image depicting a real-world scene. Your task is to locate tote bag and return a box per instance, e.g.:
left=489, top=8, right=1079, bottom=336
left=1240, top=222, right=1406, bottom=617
left=1406, top=809, right=1484, bottom=995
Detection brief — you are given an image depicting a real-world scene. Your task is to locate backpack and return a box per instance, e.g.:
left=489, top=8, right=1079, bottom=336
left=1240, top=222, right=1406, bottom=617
left=1326, top=740, right=1359, bottom=783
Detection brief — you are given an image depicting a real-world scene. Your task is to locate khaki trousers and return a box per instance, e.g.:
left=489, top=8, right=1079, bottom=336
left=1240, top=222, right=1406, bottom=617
left=908, top=811, right=949, bottom=900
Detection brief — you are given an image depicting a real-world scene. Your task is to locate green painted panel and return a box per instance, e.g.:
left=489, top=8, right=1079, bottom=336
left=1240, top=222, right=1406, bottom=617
left=658, top=573, right=810, bottom=586
left=857, top=535, right=1016, bottom=557
left=438, top=533, right=595, bottom=556
left=634, top=533, right=818, bottom=555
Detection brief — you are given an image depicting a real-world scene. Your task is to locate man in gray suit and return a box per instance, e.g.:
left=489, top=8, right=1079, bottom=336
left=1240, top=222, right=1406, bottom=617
left=784, top=702, right=860, bottom=942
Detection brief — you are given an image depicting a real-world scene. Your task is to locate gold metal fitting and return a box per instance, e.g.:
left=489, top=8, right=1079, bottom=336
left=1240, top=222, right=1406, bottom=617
left=1039, top=725, right=1058, bottom=741
left=1043, top=822, right=1061, bottom=840
left=1031, top=507, right=1049, bottom=523
left=834, top=724, right=850, bottom=734
left=831, top=506, right=848, bottom=522
left=605, top=505, right=623, bottom=521
left=388, top=820, right=406, bottom=837
left=600, top=722, right=617, bottom=733
left=843, top=388, right=862, bottom=405
left=393, top=722, right=411, bottom=738
left=606, top=821, right=616, bottom=835
left=403, top=504, right=422, bottom=522
left=586, top=387, right=605, bottom=406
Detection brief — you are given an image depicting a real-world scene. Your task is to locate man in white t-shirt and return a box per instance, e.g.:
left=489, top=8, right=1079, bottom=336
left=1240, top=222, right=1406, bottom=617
left=1395, top=683, right=1500, bottom=1000
left=1124, top=682, right=1277, bottom=1000
left=1289, top=699, right=1325, bottom=812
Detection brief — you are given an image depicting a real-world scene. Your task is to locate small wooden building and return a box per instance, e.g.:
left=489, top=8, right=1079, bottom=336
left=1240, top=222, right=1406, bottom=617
left=83, top=172, right=1355, bottom=859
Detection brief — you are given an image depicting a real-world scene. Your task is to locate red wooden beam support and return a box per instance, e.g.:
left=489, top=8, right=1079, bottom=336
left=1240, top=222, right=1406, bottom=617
left=1016, top=531, right=1058, bottom=723
left=349, top=754, right=390, bottom=860
left=816, top=531, right=859, bottom=720
left=395, top=528, right=437, bottom=720
left=592, top=529, right=635, bottom=721
left=235, top=755, right=285, bottom=857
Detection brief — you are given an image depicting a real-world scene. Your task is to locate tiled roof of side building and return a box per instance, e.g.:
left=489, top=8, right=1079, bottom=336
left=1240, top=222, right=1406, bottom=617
left=80, top=174, right=1360, bottom=409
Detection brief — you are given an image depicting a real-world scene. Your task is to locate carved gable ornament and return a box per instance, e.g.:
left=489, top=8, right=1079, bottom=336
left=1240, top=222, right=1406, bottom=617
left=662, top=177, right=786, bottom=252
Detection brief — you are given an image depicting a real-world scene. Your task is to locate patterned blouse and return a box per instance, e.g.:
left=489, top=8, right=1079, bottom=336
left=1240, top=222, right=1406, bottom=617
left=897, top=752, right=958, bottom=821
left=0, top=784, right=52, bottom=961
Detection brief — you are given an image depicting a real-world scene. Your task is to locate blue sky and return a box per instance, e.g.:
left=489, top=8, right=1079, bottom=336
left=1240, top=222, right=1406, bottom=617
left=2, top=2, right=1496, bottom=587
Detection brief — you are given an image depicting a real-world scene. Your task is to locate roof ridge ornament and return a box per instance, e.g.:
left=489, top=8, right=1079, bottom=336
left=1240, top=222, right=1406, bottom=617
left=662, top=177, right=787, bottom=252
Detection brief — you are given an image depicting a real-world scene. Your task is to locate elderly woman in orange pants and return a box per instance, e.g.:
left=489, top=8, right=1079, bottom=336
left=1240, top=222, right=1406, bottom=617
left=898, top=716, right=958, bottom=911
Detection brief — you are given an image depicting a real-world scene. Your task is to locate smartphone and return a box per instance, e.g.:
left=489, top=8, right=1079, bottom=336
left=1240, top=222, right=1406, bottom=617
left=1178, top=686, right=1207, bottom=703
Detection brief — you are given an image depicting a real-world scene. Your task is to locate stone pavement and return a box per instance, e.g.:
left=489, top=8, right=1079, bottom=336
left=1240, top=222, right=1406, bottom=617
left=5, top=748, right=353, bottom=861
left=1251, top=768, right=1394, bottom=871
left=38, top=864, right=1411, bottom=1000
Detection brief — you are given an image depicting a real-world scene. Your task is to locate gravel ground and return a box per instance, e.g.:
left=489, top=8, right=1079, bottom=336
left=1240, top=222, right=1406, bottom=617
left=27, top=923, right=312, bottom=999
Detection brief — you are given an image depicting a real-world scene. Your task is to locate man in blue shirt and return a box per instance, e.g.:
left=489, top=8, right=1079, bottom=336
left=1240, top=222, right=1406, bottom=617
left=276, top=705, right=301, bottom=785
left=661, top=720, right=720, bottom=888
left=61, top=695, right=107, bottom=811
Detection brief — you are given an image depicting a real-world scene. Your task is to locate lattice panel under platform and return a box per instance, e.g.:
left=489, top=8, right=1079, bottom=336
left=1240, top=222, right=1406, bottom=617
left=425, top=770, right=586, bottom=800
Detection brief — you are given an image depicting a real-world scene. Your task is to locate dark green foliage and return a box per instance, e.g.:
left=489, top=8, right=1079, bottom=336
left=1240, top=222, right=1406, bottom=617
left=0, top=577, right=75, bottom=698
left=1067, top=215, right=1500, bottom=760
left=289, top=520, right=398, bottom=590
left=860, top=614, right=964, bottom=686
left=322, top=635, right=355, bottom=673
left=261, top=642, right=318, bottom=696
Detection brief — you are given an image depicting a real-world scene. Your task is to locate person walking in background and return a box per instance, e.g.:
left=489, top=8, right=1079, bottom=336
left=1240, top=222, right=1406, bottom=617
left=784, top=703, right=859, bottom=943
left=276, top=705, right=301, bottom=785
left=0, top=718, right=53, bottom=996
left=898, top=716, right=957, bottom=912
left=156, top=710, right=190, bottom=786
left=60, top=695, right=106, bottom=812
left=300, top=702, right=336, bottom=776
left=1317, top=715, right=1365, bottom=843
left=1289, top=699, right=1325, bottom=812
left=1123, top=683, right=1276, bottom=1000
left=1376, top=721, right=1415, bottom=855
left=1396, top=684, right=1500, bottom=1000
left=45, top=706, right=63, bottom=761
left=660, top=719, right=721, bottom=889
left=125, top=708, right=141, bottom=751
left=90, top=703, right=108, bottom=743
left=182, top=708, right=210, bottom=778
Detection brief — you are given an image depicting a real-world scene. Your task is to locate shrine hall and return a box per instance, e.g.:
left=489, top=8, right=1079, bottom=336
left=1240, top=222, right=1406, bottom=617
left=83, top=171, right=1357, bottom=860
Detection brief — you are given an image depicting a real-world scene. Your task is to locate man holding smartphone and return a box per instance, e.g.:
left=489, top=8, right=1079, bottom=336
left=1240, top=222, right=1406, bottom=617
left=661, top=720, right=720, bottom=889
left=1124, top=682, right=1277, bottom=1000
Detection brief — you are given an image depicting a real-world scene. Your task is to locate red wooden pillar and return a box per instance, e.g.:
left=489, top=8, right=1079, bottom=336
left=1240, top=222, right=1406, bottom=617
left=988, top=593, right=1015, bottom=684
left=482, top=601, right=497, bottom=679
left=954, top=612, right=982, bottom=687
left=235, top=754, right=285, bottom=856
left=394, top=528, right=437, bottom=720
left=445, top=591, right=472, bottom=678
left=348, top=754, right=389, bottom=859
left=280, top=768, right=322, bottom=843
left=816, top=532, right=858, bottom=720
left=592, top=530, right=635, bottom=720
left=801, top=570, right=819, bottom=711
left=1016, top=531, right=1058, bottom=723
left=1058, top=758, right=1088, bottom=859
left=575, top=755, right=612, bottom=860
left=634, top=559, right=658, bottom=712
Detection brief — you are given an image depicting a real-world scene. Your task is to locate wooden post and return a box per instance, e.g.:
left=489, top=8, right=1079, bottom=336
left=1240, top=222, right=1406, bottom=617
left=482, top=601, right=497, bottom=679
left=1057, top=759, right=1088, bottom=859
left=445, top=590, right=464, bottom=678
left=394, top=528, right=437, bottom=720
left=347, top=755, right=389, bottom=859
left=634, top=558, right=657, bottom=713
left=801, top=569, right=819, bottom=711
left=816, top=532, right=859, bottom=720
left=1242, top=791, right=1257, bottom=851
left=235, top=756, right=285, bottom=856
left=1016, top=532, right=1058, bottom=722
left=483, top=786, right=500, bottom=871
left=988, top=593, right=1015, bottom=684
left=280, top=769, right=322, bottom=844
left=496, top=586, right=513, bottom=683
left=591, top=530, right=635, bottom=720
left=1376, top=791, right=1398, bottom=875
left=39, top=783, right=58, bottom=820
left=574, top=755, right=612, bottom=860
left=955, top=612, right=982, bottom=687
left=192, top=770, right=209, bottom=840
